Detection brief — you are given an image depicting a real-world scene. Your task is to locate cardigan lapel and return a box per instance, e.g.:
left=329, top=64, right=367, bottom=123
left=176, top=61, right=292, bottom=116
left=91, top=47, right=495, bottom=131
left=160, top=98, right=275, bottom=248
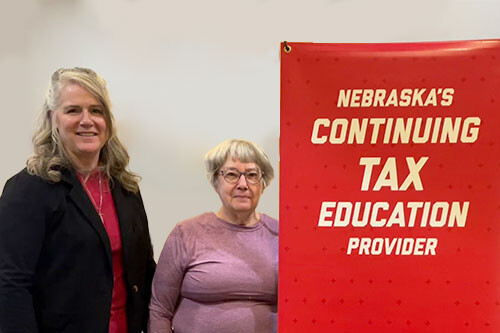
left=61, top=169, right=113, bottom=269
left=111, top=182, right=133, bottom=270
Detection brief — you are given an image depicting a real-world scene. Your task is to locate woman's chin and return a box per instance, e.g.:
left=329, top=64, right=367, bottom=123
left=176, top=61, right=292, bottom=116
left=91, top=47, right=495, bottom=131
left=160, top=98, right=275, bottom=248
left=73, top=144, right=102, bottom=156
left=229, top=205, right=255, bottom=214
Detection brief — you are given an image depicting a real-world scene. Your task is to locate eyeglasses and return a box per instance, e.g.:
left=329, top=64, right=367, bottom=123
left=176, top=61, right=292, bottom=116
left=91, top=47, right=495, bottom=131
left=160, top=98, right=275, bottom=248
left=219, top=168, right=264, bottom=185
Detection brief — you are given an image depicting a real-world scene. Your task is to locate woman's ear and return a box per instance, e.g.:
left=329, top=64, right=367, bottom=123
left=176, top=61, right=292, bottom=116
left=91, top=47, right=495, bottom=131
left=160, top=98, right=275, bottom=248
left=213, top=179, right=220, bottom=195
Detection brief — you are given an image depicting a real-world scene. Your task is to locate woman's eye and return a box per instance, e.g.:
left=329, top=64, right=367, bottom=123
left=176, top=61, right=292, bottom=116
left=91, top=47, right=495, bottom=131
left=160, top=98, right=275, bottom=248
left=66, top=108, right=78, bottom=114
left=247, top=172, right=258, bottom=179
left=226, top=172, right=239, bottom=179
left=91, top=108, right=104, bottom=115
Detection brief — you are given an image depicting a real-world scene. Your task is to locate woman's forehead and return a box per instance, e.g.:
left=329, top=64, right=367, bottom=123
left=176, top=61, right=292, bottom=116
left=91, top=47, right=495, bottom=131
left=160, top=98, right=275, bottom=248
left=222, top=157, right=258, bottom=169
left=58, top=84, right=99, bottom=106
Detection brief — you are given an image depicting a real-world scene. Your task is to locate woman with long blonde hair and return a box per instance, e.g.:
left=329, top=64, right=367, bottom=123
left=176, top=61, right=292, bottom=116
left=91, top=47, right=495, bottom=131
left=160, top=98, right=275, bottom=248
left=0, top=67, right=155, bottom=332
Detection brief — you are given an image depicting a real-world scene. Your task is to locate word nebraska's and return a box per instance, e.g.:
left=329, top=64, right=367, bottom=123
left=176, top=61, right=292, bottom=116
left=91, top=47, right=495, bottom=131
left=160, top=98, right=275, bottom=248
left=318, top=201, right=469, bottom=228
left=337, top=88, right=454, bottom=108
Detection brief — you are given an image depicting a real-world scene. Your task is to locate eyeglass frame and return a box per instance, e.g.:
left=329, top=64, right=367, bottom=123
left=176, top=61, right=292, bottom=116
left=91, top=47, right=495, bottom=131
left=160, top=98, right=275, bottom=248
left=218, top=168, right=264, bottom=185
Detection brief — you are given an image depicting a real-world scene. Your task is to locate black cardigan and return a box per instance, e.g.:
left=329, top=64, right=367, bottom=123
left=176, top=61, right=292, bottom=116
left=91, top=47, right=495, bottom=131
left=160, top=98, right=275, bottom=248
left=0, top=168, right=155, bottom=332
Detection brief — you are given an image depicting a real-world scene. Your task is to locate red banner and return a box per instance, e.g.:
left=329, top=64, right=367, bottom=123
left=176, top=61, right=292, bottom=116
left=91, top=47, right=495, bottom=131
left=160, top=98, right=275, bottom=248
left=279, top=40, right=500, bottom=332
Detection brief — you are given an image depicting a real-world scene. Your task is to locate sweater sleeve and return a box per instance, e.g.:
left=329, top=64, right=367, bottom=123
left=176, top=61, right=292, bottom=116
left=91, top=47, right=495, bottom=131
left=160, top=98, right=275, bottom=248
left=0, top=172, right=56, bottom=332
left=149, top=224, right=188, bottom=333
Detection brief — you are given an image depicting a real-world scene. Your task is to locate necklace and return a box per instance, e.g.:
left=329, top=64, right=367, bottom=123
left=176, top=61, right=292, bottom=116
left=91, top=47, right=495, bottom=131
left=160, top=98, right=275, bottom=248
left=78, top=171, right=104, bottom=223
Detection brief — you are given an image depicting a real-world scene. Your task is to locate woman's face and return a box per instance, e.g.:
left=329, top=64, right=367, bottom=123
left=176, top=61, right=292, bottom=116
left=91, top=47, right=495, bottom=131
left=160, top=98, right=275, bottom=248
left=52, top=83, right=107, bottom=167
left=215, top=157, right=264, bottom=216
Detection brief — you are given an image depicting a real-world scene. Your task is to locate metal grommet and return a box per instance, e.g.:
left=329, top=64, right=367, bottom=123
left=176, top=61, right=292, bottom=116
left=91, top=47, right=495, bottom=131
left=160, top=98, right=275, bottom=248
left=132, top=285, right=139, bottom=293
left=284, top=41, right=292, bottom=53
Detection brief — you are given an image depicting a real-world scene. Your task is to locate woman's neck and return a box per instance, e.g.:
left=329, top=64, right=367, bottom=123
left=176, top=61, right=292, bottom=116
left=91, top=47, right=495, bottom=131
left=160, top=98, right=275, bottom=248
left=216, top=208, right=260, bottom=227
left=69, top=153, right=100, bottom=176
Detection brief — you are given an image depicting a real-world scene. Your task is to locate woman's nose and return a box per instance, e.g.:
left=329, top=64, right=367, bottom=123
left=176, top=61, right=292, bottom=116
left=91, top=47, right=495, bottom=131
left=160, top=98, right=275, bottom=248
left=236, top=173, right=249, bottom=189
left=79, top=110, right=93, bottom=125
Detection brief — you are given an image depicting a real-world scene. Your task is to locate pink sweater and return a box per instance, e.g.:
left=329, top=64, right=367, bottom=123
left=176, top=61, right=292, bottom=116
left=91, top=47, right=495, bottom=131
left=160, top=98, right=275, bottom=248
left=149, top=212, right=278, bottom=333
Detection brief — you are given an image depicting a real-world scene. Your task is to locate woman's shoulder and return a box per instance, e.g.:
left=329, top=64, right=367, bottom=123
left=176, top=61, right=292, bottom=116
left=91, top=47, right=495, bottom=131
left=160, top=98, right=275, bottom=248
left=3, top=168, right=56, bottom=194
left=261, top=213, right=278, bottom=225
left=176, top=212, right=216, bottom=229
left=0, top=168, right=67, bottom=211
left=260, top=214, right=279, bottom=234
left=169, top=212, right=224, bottom=237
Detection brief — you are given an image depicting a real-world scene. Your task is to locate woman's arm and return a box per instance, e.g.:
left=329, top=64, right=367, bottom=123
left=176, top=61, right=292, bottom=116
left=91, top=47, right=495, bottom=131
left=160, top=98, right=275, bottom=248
left=0, top=172, right=53, bottom=332
left=136, top=190, right=157, bottom=332
left=148, top=225, right=188, bottom=333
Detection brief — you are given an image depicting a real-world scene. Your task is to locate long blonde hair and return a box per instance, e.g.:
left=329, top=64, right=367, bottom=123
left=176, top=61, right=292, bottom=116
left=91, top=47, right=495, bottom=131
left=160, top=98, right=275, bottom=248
left=27, top=67, right=141, bottom=193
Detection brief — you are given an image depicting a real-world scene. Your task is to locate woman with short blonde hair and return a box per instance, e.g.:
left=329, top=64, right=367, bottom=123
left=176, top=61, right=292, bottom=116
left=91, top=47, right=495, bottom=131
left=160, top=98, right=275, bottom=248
left=150, top=139, right=278, bottom=333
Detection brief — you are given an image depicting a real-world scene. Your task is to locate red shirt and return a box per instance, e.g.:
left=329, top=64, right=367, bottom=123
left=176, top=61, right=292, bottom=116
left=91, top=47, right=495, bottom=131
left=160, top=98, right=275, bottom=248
left=78, top=172, right=128, bottom=333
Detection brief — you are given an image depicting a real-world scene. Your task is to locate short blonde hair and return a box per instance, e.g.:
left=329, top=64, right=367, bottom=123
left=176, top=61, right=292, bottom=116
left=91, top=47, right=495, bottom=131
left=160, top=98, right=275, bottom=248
left=204, top=139, right=274, bottom=189
left=27, top=67, right=141, bottom=193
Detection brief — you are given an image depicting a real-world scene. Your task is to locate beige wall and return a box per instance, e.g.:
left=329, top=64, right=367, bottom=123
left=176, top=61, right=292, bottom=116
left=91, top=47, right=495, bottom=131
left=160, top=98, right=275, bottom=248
left=1, top=0, right=499, bottom=258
